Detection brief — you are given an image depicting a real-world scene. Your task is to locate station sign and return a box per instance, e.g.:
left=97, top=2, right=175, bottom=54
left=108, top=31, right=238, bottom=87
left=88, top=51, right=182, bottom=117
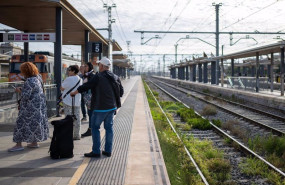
left=1, top=33, right=56, bottom=42
left=91, top=42, right=103, bottom=53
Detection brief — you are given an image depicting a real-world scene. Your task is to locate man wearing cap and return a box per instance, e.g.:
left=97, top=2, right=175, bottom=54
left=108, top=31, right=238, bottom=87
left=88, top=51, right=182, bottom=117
left=70, top=57, right=124, bottom=158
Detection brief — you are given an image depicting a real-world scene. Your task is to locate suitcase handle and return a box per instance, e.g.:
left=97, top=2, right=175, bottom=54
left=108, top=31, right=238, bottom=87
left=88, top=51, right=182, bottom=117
left=71, top=96, right=76, bottom=120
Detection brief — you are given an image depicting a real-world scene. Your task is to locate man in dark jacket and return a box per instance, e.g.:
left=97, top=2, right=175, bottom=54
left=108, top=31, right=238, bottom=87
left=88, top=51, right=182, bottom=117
left=70, top=57, right=123, bottom=158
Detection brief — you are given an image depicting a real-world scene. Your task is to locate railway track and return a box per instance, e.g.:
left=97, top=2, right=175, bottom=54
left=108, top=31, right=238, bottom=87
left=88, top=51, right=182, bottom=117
left=152, top=78, right=285, bottom=137
left=145, top=78, right=285, bottom=184
left=154, top=77, right=285, bottom=119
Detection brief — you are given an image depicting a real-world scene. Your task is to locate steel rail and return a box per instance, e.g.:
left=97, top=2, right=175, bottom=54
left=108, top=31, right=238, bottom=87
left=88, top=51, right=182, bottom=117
left=149, top=79, right=285, bottom=178
left=157, top=77, right=285, bottom=116
left=164, top=79, right=285, bottom=122
left=156, top=79, right=285, bottom=136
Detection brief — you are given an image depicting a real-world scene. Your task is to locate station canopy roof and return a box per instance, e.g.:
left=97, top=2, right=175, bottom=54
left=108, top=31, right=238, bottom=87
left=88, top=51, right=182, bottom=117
left=213, top=41, right=285, bottom=60
left=112, top=54, right=132, bottom=68
left=0, top=0, right=122, bottom=51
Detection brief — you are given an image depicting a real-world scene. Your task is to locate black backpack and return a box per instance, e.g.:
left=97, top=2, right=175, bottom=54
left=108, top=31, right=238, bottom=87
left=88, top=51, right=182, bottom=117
left=49, top=115, right=74, bottom=159
left=105, top=73, right=124, bottom=108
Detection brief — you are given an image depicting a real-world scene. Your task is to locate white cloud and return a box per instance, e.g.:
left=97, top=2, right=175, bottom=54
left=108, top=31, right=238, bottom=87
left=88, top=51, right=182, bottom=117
left=1, top=0, right=285, bottom=71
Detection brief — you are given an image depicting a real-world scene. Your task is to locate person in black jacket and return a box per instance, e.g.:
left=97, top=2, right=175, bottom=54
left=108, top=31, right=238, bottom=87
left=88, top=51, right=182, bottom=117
left=81, top=62, right=95, bottom=137
left=71, top=57, right=123, bottom=158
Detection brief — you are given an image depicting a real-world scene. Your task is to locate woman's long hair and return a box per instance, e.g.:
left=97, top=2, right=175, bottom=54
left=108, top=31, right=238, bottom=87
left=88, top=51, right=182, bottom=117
left=20, top=62, right=39, bottom=78
left=85, top=62, right=93, bottom=72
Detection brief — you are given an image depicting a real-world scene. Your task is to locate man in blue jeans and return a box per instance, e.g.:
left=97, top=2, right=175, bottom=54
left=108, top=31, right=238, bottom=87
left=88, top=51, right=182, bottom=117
left=71, top=57, right=123, bottom=157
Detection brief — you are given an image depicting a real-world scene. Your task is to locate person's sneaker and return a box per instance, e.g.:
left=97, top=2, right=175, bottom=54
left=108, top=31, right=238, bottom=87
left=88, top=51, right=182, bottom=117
left=102, top=151, right=111, bottom=157
left=81, top=128, right=91, bottom=137
left=81, top=117, right=87, bottom=121
left=73, top=137, right=81, bottom=140
left=84, top=151, right=101, bottom=158
left=8, top=146, right=24, bottom=152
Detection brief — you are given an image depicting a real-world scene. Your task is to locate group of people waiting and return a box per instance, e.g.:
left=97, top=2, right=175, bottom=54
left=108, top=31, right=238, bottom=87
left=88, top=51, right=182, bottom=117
left=8, top=57, right=124, bottom=158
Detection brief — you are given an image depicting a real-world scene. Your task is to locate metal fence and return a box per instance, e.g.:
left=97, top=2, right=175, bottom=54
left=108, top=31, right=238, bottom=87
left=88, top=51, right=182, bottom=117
left=226, top=77, right=272, bottom=92
left=0, top=82, right=57, bottom=125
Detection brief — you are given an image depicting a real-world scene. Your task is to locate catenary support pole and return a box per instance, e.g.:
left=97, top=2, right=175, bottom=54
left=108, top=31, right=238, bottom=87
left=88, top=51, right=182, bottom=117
left=255, top=52, right=260, bottom=92
left=270, top=52, right=274, bottom=92
left=281, top=47, right=284, bottom=96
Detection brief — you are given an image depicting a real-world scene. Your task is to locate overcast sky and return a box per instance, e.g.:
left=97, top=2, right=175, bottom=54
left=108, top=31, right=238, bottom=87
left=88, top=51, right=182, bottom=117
left=1, top=0, right=285, bottom=71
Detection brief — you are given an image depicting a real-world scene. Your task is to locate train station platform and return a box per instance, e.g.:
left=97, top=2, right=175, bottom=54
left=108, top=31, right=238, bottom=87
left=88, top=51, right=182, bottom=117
left=0, top=76, right=170, bottom=185
left=153, top=76, right=285, bottom=112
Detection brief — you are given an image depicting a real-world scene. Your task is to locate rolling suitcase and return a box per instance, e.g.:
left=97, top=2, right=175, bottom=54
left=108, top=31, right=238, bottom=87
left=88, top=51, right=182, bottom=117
left=49, top=97, right=76, bottom=159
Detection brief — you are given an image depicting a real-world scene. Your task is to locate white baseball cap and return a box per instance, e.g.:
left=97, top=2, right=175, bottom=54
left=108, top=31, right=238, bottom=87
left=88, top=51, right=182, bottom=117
left=97, top=57, right=111, bottom=66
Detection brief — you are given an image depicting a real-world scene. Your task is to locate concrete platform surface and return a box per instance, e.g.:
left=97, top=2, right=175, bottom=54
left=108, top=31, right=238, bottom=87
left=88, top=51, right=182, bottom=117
left=0, top=76, right=170, bottom=185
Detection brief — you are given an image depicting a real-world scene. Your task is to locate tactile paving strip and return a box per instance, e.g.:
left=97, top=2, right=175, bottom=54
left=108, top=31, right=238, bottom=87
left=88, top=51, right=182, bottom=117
left=78, top=81, right=138, bottom=185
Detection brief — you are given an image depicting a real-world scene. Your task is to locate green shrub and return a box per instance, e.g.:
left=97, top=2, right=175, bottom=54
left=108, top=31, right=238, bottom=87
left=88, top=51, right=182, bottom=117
left=153, top=91, right=159, bottom=98
left=239, top=157, right=267, bottom=176
left=182, top=124, right=192, bottom=131
left=207, top=158, right=231, bottom=183
left=224, top=137, right=232, bottom=145
left=204, top=148, right=223, bottom=159
left=239, top=157, right=285, bottom=185
left=160, top=101, right=183, bottom=113
left=211, top=119, right=222, bottom=127
left=177, top=108, right=197, bottom=122
left=264, top=136, right=285, bottom=157
left=187, top=118, right=212, bottom=130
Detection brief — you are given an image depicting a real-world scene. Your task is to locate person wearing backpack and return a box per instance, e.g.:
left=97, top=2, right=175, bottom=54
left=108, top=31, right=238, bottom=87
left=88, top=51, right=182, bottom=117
left=60, top=65, right=82, bottom=140
left=70, top=57, right=124, bottom=158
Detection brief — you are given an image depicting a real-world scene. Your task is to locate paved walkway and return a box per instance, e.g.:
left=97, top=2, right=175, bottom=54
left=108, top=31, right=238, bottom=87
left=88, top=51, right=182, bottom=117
left=0, top=76, right=170, bottom=185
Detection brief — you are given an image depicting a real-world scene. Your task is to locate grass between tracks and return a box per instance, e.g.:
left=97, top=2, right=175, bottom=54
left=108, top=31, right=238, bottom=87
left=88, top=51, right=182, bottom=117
left=215, top=119, right=285, bottom=184
left=144, top=81, right=232, bottom=185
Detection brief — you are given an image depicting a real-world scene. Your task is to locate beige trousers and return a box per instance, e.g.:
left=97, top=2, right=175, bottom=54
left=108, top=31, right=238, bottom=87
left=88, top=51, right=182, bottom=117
left=63, top=103, right=81, bottom=139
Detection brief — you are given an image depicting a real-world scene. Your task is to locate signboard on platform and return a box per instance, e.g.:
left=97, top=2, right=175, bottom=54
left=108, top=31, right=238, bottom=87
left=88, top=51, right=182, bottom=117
left=91, top=42, right=103, bottom=53
left=1, top=33, right=56, bottom=42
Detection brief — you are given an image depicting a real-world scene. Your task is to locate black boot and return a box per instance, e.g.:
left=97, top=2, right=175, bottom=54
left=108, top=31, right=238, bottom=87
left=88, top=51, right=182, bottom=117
left=81, top=128, right=91, bottom=137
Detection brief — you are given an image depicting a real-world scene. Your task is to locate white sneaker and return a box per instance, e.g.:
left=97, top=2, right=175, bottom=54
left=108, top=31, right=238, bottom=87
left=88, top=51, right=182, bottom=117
left=8, top=146, right=24, bottom=152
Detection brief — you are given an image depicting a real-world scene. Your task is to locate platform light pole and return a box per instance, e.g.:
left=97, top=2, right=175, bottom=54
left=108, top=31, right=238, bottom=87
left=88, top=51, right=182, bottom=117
left=104, top=3, right=116, bottom=71
left=213, top=2, right=222, bottom=85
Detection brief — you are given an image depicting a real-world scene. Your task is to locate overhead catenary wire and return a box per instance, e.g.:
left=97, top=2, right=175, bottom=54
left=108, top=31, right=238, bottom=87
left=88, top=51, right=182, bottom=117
left=160, top=0, right=179, bottom=30
left=153, top=0, right=193, bottom=53
left=222, top=0, right=281, bottom=30
left=180, top=0, right=284, bottom=54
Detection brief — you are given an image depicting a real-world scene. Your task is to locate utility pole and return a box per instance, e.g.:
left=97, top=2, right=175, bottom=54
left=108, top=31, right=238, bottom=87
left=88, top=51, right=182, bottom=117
left=175, top=44, right=178, bottom=63
left=158, top=59, right=160, bottom=76
left=126, top=41, right=131, bottom=52
left=213, top=2, right=222, bottom=85
left=104, top=3, right=116, bottom=72
left=163, top=55, right=165, bottom=77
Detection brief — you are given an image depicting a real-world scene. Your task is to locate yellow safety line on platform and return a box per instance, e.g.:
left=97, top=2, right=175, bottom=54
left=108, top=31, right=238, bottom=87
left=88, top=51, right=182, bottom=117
left=68, top=77, right=139, bottom=185
left=68, top=158, right=90, bottom=185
